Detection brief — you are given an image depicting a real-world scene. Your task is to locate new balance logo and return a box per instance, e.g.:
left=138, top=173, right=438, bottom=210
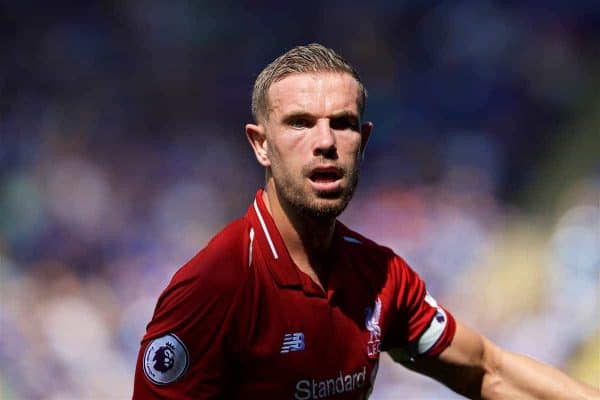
left=280, top=332, right=305, bottom=354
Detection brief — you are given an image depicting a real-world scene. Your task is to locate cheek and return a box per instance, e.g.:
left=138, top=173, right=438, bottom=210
left=338, top=135, right=363, bottom=158
left=267, top=142, right=284, bottom=164
left=270, top=136, right=306, bottom=164
left=267, top=143, right=294, bottom=176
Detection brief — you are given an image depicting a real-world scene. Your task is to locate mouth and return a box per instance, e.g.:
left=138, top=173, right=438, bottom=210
left=309, top=167, right=343, bottom=183
left=308, top=166, right=343, bottom=192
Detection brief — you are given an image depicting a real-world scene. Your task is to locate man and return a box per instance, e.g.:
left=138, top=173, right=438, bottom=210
left=133, top=44, right=599, bottom=399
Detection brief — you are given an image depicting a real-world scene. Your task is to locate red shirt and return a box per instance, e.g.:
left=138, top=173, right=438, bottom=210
left=133, top=190, right=456, bottom=399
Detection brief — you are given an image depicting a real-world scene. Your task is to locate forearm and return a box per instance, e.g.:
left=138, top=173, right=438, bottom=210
left=420, top=322, right=600, bottom=400
left=481, top=340, right=599, bottom=400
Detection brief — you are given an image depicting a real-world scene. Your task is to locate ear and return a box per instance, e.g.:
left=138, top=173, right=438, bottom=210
left=359, top=121, right=373, bottom=158
left=246, top=123, right=271, bottom=167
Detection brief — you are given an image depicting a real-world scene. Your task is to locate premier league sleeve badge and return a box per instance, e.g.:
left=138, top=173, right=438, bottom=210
left=143, top=333, right=189, bottom=385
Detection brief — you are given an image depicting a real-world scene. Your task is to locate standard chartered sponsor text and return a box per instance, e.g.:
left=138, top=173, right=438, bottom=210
left=294, top=366, right=367, bottom=399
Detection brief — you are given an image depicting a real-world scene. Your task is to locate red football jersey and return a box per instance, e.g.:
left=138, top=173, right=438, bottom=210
left=133, top=189, right=456, bottom=399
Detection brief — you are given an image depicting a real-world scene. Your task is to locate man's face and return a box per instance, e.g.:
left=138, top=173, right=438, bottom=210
left=259, top=72, right=371, bottom=219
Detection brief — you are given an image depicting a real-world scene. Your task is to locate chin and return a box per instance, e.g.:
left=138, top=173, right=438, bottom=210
left=299, top=206, right=343, bottom=220
left=274, top=178, right=355, bottom=219
left=300, top=197, right=350, bottom=219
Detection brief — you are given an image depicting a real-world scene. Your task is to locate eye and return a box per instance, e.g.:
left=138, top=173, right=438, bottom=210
left=287, top=116, right=313, bottom=129
left=330, top=116, right=359, bottom=131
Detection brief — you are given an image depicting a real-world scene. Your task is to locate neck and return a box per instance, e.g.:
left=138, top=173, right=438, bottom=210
left=262, top=183, right=336, bottom=289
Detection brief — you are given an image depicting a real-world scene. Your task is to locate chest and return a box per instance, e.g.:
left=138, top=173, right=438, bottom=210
left=237, top=269, right=388, bottom=398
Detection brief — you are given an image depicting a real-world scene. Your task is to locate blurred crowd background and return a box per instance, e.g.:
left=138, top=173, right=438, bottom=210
left=1, top=1, right=599, bottom=399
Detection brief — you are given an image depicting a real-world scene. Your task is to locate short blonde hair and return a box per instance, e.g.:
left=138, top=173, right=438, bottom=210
left=251, top=43, right=367, bottom=123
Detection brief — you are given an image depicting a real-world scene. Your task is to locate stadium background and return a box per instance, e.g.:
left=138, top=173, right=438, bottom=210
left=1, top=1, right=598, bottom=398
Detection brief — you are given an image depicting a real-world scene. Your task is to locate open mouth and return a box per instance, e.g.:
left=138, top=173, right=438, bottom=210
left=309, top=168, right=342, bottom=183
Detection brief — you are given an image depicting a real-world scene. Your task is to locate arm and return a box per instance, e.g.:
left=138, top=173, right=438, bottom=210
left=390, top=321, right=600, bottom=399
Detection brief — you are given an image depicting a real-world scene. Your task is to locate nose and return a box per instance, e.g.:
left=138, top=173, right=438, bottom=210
left=313, top=119, right=337, bottom=158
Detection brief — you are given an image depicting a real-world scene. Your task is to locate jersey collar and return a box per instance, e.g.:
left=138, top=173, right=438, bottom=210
left=247, top=190, right=378, bottom=302
left=247, top=189, right=305, bottom=289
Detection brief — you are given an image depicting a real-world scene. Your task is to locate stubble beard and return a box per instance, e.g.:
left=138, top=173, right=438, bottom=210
left=271, top=158, right=361, bottom=221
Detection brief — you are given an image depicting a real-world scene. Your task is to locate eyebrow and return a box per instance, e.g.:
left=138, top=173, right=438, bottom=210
left=279, top=110, right=360, bottom=122
left=280, top=111, right=315, bottom=123
left=329, top=111, right=360, bottom=122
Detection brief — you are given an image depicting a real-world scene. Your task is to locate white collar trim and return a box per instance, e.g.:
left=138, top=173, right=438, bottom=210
left=253, top=199, right=279, bottom=259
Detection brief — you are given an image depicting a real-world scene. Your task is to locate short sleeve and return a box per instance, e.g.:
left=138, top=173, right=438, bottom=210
left=383, top=256, right=456, bottom=358
left=132, top=250, right=250, bottom=399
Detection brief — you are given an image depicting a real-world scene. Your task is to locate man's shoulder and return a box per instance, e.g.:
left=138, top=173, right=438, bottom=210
left=201, top=216, right=253, bottom=263
left=336, top=223, right=427, bottom=308
left=169, top=216, right=253, bottom=292
left=144, top=216, right=255, bottom=341
left=336, top=222, right=415, bottom=282
left=336, top=222, right=396, bottom=260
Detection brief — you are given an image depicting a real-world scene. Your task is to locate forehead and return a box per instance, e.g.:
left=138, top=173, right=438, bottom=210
left=266, top=72, right=360, bottom=118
